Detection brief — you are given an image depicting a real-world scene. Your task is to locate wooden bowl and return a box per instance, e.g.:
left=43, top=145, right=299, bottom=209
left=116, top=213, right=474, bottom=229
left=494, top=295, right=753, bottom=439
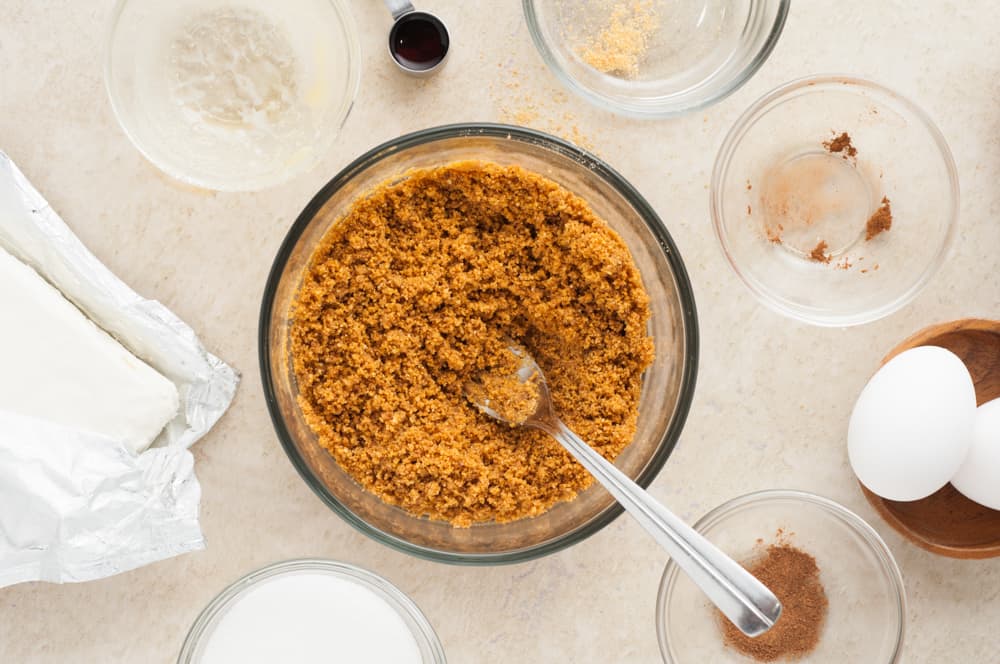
left=859, top=318, right=1000, bottom=559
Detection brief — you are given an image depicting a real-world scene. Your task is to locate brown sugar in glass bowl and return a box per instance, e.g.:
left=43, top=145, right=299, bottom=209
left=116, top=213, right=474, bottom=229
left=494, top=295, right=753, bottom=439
left=860, top=318, right=1000, bottom=559
left=259, top=124, right=699, bottom=564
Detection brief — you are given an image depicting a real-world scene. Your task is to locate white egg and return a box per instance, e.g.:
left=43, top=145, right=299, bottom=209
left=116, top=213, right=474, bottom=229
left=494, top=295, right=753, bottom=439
left=952, top=398, right=1000, bottom=510
left=848, top=346, right=977, bottom=501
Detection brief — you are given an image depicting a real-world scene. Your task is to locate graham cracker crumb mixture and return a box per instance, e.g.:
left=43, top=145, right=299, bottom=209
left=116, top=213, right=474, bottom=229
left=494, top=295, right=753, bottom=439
left=290, top=162, right=654, bottom=526
left=466, top=353, right=541, bottom=427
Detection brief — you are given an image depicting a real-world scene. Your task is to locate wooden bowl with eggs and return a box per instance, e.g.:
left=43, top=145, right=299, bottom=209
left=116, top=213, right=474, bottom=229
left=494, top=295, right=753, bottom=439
left=859, top=318, right=1000, bottom=559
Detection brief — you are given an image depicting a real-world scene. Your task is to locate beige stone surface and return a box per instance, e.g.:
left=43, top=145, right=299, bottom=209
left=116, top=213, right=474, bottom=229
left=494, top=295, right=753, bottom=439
left=1, top=1, right=1000, bottom=662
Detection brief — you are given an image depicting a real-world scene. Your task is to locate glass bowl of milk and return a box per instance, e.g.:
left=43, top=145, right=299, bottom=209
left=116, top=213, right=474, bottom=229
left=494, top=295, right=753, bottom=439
left=105, top=0, right=360, bottom=191
left=178, top=560, right=446, bottom=663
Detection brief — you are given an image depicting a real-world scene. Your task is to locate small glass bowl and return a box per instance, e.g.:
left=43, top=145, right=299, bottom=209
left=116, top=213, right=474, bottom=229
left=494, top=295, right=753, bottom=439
left=522, top=0, right=788, bottom=118
left=105, top=0, right=361, bottom=191
left=177, top=559, right=446, bottom=663
left=259, top=124, right=699, bottom=564
left=657, top=490, right=905, bottom=663
left=712, top=75, right=959, bottom=326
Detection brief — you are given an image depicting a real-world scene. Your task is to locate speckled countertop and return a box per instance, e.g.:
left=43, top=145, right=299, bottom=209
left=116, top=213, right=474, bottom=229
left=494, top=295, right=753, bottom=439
left=1, top=1, right=999, bottom=662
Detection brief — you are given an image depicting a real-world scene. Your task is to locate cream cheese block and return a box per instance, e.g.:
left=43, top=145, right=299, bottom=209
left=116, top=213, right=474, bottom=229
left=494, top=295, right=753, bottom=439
left=0, top=246, right=179, bottom=453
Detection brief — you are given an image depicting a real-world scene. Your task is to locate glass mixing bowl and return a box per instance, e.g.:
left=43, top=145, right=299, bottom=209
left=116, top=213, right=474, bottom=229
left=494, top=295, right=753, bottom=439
left=259, top=124, right=699, bottom=564
left=657, top=490, right=905, bottom=663
left=105, top=0, right=360, bottom=191
left=522, top=0, right=788, bottom=118
left=712, top=75, right=959, bottom=326
left=177, top=560, right=446, bottom=663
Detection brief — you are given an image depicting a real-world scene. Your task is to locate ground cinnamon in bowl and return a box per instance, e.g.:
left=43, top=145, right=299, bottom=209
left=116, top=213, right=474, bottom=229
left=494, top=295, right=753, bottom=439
left=717, top=539, right=828, bottom=662
left=823, top=132, right=857, bottom=159
left=865, top=197, right=893, bottom=241
left=760, top=130, right=893, bottom=261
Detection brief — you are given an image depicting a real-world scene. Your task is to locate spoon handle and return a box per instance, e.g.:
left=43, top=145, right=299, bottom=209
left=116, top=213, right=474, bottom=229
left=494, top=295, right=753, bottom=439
left=383, top=0, right=415, bottom=20
left=549, top=419, right=782, bottom=637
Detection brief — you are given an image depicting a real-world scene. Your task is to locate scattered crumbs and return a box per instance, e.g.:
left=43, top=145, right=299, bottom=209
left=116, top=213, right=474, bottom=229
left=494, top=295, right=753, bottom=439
left=490, top=64, right=596, bottom=150
left=577, top=0, right=660, bottom=79
left=746, top=180, right=753, bottom=191
left=835, top=257, right=852, bottom=270
left=874, top=263, right=880, bottom=270
left=809, top=240, right=831, bottom=263
left=766, top=223, right=783, bottom=245
left=823, top=131, right=857, bottom=158
left=860, top=268, right=868, bottom=274
left=747, top=204, right=752, bottom=215
left=864, top=196, right=893, bottom=241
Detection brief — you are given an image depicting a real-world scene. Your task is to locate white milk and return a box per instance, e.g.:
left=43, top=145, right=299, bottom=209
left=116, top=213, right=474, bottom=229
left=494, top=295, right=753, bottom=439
left=199, top=572, right=423, bottom=663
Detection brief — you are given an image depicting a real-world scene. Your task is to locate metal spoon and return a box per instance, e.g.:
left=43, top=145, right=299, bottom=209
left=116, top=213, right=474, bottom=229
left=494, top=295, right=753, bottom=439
left=466, top=345, right=782, bottom=637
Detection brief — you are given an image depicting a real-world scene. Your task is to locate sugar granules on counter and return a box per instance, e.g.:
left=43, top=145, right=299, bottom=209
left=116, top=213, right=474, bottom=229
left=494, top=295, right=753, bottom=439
left=576, top=0, right=660, bottom=78
left=489, top=63, right=597, bottom=150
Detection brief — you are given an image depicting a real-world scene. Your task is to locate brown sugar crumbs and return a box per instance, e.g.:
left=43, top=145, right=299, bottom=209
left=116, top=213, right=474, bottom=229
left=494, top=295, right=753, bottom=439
left=290, top=162, right=654, bottom=526
left=865, top=196, right=893, bottom=241
left=823, top=131, right=857, bottom=158
left=718, top=541, right=828, bottom=661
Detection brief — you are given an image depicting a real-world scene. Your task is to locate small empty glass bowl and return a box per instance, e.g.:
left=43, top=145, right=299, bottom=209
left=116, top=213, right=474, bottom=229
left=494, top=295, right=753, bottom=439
left=657, top=490, right=905, bottom=663
left=105, top=0, right=360, bottom=191
left=712, top=75, right=959, bottom=326
left=522, top=0, right=788, bottom=117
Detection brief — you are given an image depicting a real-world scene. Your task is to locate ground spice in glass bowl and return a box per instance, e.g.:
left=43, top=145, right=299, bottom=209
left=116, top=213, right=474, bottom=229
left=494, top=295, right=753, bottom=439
left=657, top=491, right=905, bottom=663
left=712, top=75, right=958, bottom=326
left=761, top=130, right=894, bottom=265
left=717, top=539, right=828, bottom=661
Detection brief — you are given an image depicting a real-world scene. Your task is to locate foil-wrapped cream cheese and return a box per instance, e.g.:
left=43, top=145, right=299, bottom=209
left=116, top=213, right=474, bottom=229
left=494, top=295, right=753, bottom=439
left=0, top=246, right=180, bottom=455
left=0, top=151, right=238, bottom=588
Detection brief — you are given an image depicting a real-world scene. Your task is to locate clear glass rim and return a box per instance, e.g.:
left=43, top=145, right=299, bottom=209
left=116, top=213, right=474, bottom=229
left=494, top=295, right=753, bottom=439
left=177, top=559, right=447, bottom=664
left=710, top=74, right=960, bottom=327
left=521, top=0, right=790, bottom=119
left=103, top=0, right=362, bottom=192
left=258, top=122, right=700, bottom=565
left=655, top=489, right=907, bottom=664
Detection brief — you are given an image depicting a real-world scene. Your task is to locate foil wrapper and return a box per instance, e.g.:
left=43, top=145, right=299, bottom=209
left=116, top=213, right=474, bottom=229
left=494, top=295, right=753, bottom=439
left=0, top=152, right=239, bottom=588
